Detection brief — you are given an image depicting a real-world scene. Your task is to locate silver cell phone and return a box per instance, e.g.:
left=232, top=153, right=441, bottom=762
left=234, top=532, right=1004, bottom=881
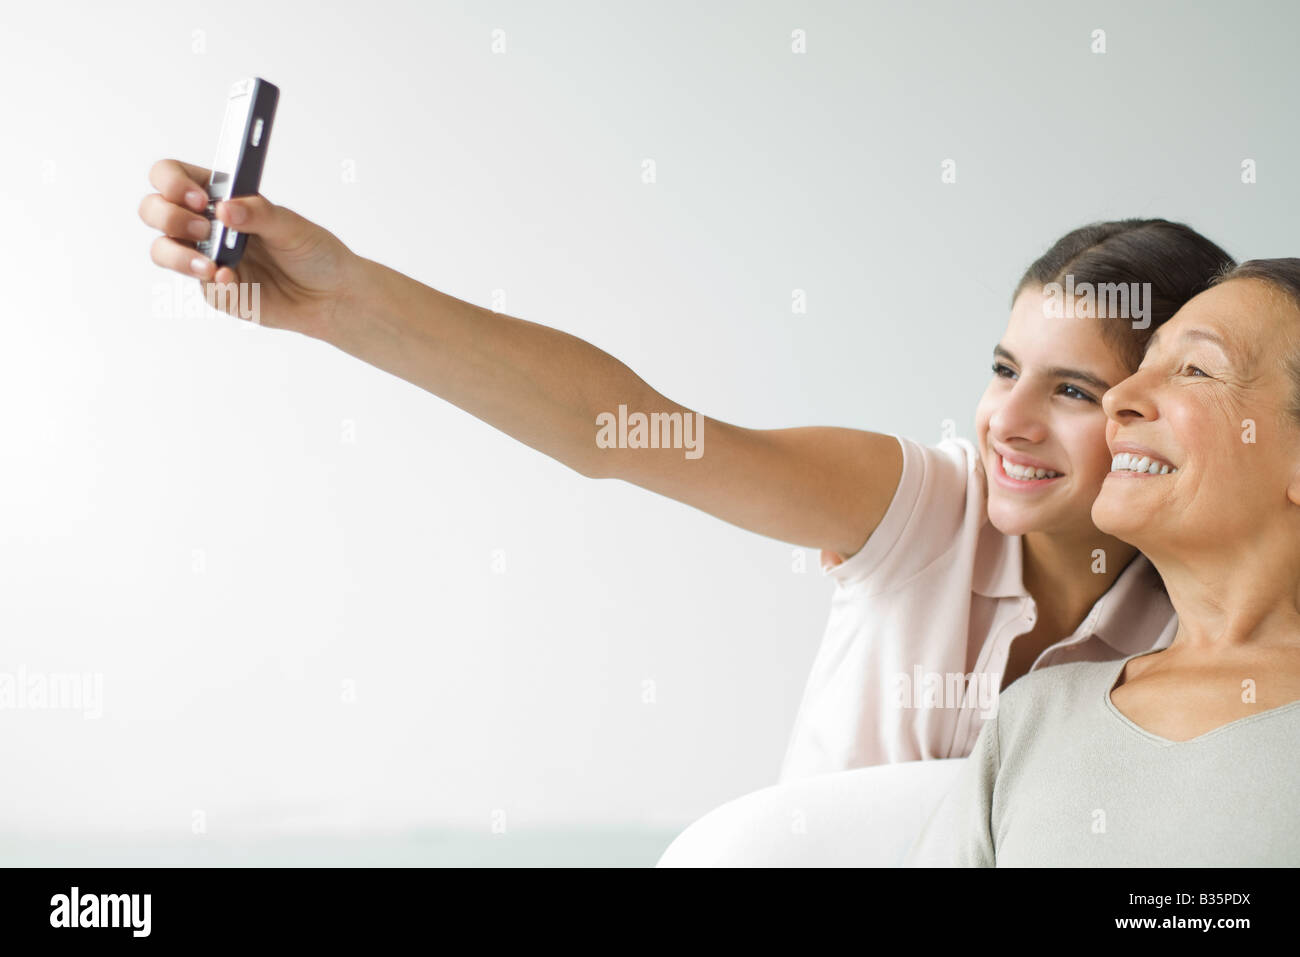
left=195, top=77, right=279, bottom=267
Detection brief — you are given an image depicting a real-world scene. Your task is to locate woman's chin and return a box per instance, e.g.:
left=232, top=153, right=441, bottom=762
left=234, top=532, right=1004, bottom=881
left=1091, top=497, right=1144, bottom=544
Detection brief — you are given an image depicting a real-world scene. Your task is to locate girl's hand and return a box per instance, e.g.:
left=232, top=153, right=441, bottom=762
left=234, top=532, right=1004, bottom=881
left=139, top=158, right=359, bottom=339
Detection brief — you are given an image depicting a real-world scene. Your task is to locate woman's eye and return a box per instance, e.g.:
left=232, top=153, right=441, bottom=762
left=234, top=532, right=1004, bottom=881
left=1182, top=364, right=1209, bottom=377
left=992, top=362, right=1015, bottom=378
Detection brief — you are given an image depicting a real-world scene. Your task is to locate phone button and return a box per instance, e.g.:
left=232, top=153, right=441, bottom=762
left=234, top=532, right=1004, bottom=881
left=251, top=118, right=264, bottom=147
left=225, top=229, right=239, bottom=249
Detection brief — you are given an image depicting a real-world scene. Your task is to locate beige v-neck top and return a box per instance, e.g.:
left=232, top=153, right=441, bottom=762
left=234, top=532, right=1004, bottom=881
left=903, top=652, right=1300, bottom=866
left=779, top=434, right=1178, bottom=782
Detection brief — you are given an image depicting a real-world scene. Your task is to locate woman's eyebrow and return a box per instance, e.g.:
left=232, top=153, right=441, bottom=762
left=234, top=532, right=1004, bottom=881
left=993, top=345, right=1112, bottom=392
left=1146, top=326, right=1241, bottom=363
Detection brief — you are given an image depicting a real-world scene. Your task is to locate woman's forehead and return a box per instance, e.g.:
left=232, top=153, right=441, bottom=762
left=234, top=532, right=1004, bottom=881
left=1160, top=280, right=1287, bottom=359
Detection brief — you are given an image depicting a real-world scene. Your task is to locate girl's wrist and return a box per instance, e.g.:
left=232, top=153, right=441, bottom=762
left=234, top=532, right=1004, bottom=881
left=319, top=252, right=389, bottom=352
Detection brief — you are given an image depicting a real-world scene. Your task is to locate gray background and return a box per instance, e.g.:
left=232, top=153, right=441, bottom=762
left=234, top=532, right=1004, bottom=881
left=0, top=0, right=1294, bottom=864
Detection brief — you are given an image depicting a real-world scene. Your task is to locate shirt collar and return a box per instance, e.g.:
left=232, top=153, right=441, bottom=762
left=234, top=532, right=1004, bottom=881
left=971, top=522, right=1174, bottom=656
left=971, top=520, right=1027, bottom=599
left=1079, top=552, right=1174, bottom=656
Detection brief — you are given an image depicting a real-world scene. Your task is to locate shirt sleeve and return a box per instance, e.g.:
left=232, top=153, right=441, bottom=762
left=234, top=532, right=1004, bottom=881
left=901, top=710, right=1000, bottom=867
left=819, top=434, right=979, bottom=594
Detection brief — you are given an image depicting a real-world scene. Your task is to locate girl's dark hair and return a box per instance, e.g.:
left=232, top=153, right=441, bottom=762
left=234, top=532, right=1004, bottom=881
left=1210, top=258, right=1300, bottom=425
left=1013, top=219, right=1236, bottom=370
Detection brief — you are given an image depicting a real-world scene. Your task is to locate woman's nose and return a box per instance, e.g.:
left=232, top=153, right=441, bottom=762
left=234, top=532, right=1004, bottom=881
left=1102, top=371, right=1156, bottom=423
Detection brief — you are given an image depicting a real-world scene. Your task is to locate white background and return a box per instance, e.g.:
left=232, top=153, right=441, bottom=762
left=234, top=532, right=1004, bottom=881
left=0, top=0, right=1294, bottom=855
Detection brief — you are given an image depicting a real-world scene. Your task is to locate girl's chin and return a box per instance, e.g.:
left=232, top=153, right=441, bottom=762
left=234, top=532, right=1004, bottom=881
left=986, top=494, right=1083, bottom=538
left=985, top=501, right=1046, bottom=537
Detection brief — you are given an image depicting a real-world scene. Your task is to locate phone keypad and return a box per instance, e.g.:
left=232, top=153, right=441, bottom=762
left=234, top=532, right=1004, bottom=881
left=195, top=200, right=222, bottom=258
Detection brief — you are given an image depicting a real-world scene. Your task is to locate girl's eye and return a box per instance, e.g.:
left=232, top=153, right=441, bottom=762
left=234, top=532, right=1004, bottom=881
left=991, top=362, right=1095, bottom=402
left=1059, top=384, right=1097, bottom=403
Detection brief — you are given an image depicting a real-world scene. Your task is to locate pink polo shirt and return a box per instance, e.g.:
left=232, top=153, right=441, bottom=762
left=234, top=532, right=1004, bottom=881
left=777, top=433, right=1177, bottom=783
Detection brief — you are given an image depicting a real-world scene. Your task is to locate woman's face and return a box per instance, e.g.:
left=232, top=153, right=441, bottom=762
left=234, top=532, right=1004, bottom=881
left=1093, top=279, right=1300, bottom=555
left=975, top=288, right=1134, bottom=539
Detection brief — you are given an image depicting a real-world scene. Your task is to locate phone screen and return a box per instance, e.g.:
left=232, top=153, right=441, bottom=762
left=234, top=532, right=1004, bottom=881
left=209, top=91, right=251, bottom=198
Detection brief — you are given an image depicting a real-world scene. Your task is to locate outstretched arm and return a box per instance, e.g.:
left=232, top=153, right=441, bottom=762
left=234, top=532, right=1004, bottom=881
left=140, top=159, right=903, bottom=557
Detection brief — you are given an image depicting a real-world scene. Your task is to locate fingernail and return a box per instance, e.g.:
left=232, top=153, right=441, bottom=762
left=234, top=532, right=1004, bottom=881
left=191, top=257, right=211, bottom=276
left=188, top=218, right=210, bottom=239
left=225, top=202, right=247, bottom=225
left=186, top=190, right=207, bottom=210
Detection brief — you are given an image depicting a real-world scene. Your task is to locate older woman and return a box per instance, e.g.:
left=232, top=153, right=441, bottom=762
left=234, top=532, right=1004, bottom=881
left=905, top=259, right=1300, bottom=866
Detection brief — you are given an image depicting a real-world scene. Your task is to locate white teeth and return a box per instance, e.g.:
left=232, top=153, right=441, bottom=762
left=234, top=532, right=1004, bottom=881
left=1000, top=455, right=1061, bottom=481
left=1110, top=452, right=1178, bottom=474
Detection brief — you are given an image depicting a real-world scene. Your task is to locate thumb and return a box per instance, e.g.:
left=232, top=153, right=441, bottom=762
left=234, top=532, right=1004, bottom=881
left=215, top=195, right=314, bottom=251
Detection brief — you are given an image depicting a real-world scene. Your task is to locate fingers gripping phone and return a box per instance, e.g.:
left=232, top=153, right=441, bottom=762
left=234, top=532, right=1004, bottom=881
left=196, top=77, right=279, bottom=267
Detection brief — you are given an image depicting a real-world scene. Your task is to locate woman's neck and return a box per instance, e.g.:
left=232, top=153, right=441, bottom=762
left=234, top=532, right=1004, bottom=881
left=1147, top=540, right=1300, bottom=651
left=1021, top=528, right=1139, bottom=635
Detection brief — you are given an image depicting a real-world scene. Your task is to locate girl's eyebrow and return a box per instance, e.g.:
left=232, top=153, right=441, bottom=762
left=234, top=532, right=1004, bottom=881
left=994, top=345, right=1113, bottom=392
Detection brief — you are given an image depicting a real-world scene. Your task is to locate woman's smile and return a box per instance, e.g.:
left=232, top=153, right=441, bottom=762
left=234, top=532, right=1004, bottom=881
left=1106, top=445, right=1180, bottom=478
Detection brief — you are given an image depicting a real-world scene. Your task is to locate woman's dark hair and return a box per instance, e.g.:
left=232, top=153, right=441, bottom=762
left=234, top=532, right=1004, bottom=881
left=1013, top=219, right=1236, bottom=370
left=1209, top=258, right=1300, bottom=425
left=1209, top=257, right=1300, bottom=304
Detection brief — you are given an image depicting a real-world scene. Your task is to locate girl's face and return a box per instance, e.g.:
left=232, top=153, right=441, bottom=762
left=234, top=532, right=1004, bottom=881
left=975, top=288, right=1134, bottom=539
